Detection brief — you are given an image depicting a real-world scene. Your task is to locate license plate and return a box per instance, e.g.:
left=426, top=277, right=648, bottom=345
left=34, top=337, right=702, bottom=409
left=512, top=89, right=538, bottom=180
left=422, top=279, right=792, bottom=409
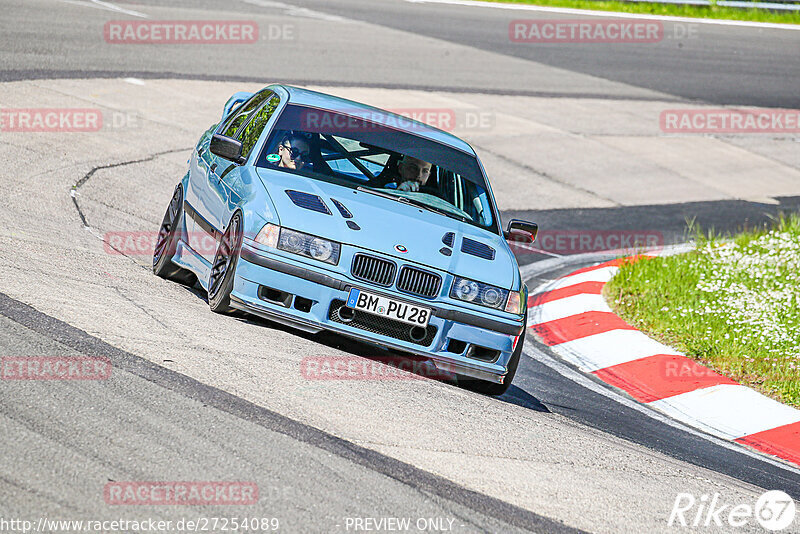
left=346, top=288, right=431, bottom=327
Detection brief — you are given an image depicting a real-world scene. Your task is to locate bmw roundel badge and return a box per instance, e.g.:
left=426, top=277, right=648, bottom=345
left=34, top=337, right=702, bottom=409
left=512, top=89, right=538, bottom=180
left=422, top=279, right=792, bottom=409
left=395, top=244, right=408, bottom=253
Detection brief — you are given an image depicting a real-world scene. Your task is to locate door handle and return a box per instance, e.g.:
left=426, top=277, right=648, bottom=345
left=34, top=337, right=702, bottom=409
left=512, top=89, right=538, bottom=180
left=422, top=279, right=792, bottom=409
left=210, top=163, right=218, bottom=173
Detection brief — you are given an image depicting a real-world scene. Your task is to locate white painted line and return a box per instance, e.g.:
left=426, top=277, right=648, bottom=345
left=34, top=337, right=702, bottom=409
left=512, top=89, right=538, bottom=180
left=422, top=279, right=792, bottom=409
left=123, top=78, right=146, bottom=86
left=404, top=0, right=800, bottom=31
left=650, top=384, right=800, bottom=440
left=550, top=329, right=682, bottom=371
left=514, top=241, right=563, bottom=258
left=528, top=293, right=612, bottom=325
left=239, top=0, right=350, bottom=22
left=547, top=266, right=619, bottom=290
left=89, top=0, right=147, bottom=17
left=522, top=343, right=800, bottom=475
left=519, top=243, right=692, bottom=279
left=56, top=0, right=148, bottom=18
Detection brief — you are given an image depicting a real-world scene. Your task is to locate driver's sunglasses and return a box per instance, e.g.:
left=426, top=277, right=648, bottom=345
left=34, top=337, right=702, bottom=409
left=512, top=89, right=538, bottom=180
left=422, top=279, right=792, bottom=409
left=281, top=143, right=309, bottom=161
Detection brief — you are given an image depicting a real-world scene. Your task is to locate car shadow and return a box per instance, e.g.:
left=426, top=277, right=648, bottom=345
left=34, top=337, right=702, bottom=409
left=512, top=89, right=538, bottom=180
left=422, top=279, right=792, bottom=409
left=178, top=283, right=460, bottom=383
left=175, top=275, right=551, bottom=410
left=497, top=385, right=551, bottom=413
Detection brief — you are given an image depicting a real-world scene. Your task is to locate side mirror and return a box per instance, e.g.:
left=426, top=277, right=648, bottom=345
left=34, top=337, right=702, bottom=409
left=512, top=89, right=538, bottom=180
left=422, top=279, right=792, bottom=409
left=504, top=219, right=538, bottom=244
left=210, top=134, right=245, bottom=164
left=222, top=91, right=254, bottom=120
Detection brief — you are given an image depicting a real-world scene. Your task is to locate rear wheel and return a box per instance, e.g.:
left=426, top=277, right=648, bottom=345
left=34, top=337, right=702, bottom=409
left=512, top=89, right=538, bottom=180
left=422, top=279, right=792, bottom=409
left=457, top=310, right=527, bottom=396
left=208, top=212, right=243, bottom=314
left=153, top=185, right=197, bottom=286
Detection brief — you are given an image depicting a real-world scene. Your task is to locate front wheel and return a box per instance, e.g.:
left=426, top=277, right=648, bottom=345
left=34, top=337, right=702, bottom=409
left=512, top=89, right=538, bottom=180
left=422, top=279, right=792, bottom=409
left=457, top=310, right=527, bottom=396
left=208, top=212, right=243, bottom=314
left=153, top=185, right=197, bottom=286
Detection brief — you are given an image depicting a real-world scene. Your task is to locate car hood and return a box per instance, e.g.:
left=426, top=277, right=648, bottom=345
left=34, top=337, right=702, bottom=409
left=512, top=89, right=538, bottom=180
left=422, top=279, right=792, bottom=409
left=256, top=168, right=517, bottom=289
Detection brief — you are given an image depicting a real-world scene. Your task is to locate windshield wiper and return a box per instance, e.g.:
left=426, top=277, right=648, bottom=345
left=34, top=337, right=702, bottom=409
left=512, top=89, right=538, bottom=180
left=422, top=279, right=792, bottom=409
left=398, top=196, right=468, bottom=222
left=356, top=186, right=468, bottom=222
left=356, top=186, right=399, bottom=202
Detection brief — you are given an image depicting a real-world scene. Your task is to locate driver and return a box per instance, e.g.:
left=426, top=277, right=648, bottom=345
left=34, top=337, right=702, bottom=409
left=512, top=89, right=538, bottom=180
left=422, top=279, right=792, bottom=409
left=385, top=155, right=433, bottom=192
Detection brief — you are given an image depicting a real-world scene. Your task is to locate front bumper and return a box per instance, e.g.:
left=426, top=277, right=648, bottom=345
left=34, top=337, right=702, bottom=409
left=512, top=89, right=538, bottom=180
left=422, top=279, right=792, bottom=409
left=232, top=244, right=524, bottom=383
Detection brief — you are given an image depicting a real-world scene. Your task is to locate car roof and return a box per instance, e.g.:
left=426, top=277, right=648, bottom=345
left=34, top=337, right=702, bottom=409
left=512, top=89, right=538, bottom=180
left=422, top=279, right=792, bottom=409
left=269, top=84, right=476, bottom=156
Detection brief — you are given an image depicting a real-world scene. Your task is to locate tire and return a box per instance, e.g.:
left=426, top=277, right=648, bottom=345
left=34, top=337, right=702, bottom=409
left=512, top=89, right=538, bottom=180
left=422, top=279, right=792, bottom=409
left=208, top=211, right=243, bottom=314
left=457, top=309, right=527, bottom=396
left=153, top=185, right=197, bottom=286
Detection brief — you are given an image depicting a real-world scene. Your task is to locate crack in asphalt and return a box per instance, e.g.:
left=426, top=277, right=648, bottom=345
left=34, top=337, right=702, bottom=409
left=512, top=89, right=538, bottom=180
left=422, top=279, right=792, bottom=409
left=70, top=147, right=191, bottom=228
left=113, top=287, right=171, bottom=331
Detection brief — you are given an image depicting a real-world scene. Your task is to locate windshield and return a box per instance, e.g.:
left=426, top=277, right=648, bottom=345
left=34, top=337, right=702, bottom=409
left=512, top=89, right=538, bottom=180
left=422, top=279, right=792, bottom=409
left=255, top=104, right=498, bottom=233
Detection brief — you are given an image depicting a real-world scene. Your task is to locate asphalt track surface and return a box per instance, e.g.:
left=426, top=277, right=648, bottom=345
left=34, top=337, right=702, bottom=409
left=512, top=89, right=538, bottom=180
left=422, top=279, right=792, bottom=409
left=1, top=0, right=800, bottom=532
left=3, top=0, right=800, bottom=107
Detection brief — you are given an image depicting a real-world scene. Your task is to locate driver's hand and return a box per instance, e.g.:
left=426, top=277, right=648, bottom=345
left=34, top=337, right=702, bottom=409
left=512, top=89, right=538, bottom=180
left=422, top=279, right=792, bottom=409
left=398, top=180, right=420, bottom=192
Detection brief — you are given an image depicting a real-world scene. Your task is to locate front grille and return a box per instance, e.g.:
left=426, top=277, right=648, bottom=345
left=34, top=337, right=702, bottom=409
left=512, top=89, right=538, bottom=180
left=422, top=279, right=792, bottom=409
left=396, top=266, right=441, bottom=298
left=351, top=253, right=396, bottom=287
left=328, top=300, right=437, bottom=346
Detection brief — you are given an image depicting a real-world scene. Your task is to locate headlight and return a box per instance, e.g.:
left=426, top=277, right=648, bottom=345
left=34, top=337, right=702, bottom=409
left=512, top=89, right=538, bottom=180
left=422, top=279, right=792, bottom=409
left=278, top=228, right=340, bottom=265
left=309, top=237, right=334, bottom=262
left=450, top=276, right=509, bottom=310
left=253, top=224, right=340, bottom=265
left=453, top=278, right=479, bottom=302
left=282, top=231, right=305, bottom=254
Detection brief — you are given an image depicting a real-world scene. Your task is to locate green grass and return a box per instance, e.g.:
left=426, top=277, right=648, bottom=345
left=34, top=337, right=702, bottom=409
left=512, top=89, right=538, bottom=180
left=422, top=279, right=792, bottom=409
left=488, top=0, right=800, bottom=24
left=605, top=214, right=800, bottom=408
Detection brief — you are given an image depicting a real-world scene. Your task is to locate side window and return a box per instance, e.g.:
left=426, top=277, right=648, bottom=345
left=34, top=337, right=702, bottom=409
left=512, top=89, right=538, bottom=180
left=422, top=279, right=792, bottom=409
left=237, top=96, right=281, bottom=159
left=220, top=90, right=272, bottom=138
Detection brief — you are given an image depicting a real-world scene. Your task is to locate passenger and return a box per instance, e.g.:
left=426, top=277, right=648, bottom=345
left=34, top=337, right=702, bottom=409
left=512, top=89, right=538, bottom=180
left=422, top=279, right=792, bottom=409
left=277, top=134, right=310, bottom=170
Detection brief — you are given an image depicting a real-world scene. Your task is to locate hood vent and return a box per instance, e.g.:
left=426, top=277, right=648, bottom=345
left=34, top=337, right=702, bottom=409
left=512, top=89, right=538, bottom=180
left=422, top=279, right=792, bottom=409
left=285, top=190, right=331, bottom=215
left=331, top=198, right=353, bottom=219
left=461, top=238, right=495, bottom=260
left=442, top=232, right=455, bottom=247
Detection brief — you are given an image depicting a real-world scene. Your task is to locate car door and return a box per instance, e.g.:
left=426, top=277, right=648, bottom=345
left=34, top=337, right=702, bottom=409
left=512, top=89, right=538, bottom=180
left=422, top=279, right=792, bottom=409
left=198, top=93, right=282, bottom=264
left=189, top=90, right=274, bottom=259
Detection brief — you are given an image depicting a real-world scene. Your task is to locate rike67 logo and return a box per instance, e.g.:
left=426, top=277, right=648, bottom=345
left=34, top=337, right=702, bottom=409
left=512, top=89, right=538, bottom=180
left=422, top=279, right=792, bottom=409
left=669, top=490, right=796, bottom=531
